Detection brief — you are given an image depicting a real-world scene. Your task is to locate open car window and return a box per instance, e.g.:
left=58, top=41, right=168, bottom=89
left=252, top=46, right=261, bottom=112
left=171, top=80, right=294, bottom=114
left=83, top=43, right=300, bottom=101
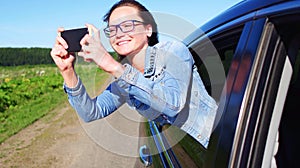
left=158, top=25, right=245, bottom=167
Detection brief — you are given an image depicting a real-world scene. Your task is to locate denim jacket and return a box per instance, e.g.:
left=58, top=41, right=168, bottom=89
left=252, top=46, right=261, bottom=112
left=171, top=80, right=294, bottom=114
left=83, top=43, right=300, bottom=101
left=64, top=41, right=218, bottom=148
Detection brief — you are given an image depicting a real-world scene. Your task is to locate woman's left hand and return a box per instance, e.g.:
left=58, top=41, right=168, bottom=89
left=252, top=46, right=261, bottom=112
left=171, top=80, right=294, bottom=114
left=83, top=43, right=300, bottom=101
left=78, top=24, right=107, bottom=64
left=78, top=24, right=124, bottom=77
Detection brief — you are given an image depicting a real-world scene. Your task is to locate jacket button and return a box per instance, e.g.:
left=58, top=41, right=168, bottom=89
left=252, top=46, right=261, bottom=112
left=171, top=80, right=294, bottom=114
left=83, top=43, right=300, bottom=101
left=126, top=74, right=132, bottom=80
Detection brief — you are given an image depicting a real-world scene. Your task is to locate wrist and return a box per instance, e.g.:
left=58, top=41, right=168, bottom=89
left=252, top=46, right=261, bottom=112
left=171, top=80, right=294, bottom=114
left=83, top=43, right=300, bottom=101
left=95, top=52, right=125, bottom=78
left=61, top=68, right=78, bottom=88
left=111, top=63, right=125, bottom=79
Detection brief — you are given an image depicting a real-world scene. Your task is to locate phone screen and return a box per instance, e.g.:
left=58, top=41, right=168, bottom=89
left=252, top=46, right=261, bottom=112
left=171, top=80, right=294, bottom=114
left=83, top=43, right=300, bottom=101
left=61, top=28, right=88, bottom=52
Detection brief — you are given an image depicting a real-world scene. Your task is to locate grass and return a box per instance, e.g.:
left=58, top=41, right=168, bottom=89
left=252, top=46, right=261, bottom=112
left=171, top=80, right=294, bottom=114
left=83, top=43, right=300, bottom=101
left=0, top=64, right=109, bottom=144
left=0, top=65, right=65, bottom=143
left=0, top=91, right=66, bottom=143
left=75, top=58, right=111, bottom=97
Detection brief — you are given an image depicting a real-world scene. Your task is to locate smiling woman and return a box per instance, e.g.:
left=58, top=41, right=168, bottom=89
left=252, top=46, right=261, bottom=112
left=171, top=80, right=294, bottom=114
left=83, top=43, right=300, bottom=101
left=50, top=0, right=217, bottom=157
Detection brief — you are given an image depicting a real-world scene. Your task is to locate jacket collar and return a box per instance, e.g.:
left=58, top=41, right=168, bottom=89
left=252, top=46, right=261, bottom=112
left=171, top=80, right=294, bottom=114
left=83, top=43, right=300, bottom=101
left=143, top=46, right=157, bottom=78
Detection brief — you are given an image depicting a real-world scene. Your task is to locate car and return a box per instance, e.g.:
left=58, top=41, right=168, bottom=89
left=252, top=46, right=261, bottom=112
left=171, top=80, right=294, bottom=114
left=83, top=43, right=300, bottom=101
left=140, top=0, right=300, bottom=167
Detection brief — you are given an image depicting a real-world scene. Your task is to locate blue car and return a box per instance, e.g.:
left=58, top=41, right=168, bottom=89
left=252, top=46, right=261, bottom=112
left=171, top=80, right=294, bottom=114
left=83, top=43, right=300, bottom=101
left=142, top=0, right=300, bottom=167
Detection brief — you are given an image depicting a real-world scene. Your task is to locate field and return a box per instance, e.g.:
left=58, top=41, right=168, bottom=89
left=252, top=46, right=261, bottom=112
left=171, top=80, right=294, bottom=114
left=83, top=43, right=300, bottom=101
left=0, top=63, right=109, bottom=144
left=0, top=65, right=65, bottom=143
left=0, top=64, right=143, bottom=168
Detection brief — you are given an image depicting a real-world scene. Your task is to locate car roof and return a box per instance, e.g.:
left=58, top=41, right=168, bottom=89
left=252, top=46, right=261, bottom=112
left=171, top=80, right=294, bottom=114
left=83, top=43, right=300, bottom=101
left=183, top=0, right=296, bottom=45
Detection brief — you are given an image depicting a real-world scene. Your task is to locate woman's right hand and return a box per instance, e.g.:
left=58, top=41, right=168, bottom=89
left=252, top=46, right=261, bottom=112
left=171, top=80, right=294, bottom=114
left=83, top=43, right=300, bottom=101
left=50, top=27, right=78, bottom=87
left=50, top=27, right=75, bottom=73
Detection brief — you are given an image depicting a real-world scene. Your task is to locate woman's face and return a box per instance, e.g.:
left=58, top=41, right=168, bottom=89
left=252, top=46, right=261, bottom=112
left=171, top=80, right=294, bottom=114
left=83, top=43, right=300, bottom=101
left=108, top=6, right=152, bottom=57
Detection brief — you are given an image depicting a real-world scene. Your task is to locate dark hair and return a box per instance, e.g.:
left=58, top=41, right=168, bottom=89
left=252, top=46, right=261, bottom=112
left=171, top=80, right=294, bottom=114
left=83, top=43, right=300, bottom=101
left=103, top=0, right=159, bottom=46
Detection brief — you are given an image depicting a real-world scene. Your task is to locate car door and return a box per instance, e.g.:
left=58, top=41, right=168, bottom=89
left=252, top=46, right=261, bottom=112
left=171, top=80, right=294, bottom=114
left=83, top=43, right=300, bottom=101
left=228, top=20, right=290, bottom=168
left=210, top=15, right=299, bottom=168
left=202, top=17, right=268, bottom=167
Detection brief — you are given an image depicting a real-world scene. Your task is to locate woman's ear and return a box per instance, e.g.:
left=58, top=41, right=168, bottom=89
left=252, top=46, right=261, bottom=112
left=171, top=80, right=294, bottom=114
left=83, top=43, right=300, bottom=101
left=146, top=24, right=153, bottom=37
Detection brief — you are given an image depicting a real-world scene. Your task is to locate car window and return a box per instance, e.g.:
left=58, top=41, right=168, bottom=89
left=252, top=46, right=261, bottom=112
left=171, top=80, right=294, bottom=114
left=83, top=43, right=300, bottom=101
left=190, top=26, right=243, bottom=101
left=276, top=46, right=300, bottom=167
left=160, top=25, right=245, bottom=168
left=273, top=16, right=300, bottom=167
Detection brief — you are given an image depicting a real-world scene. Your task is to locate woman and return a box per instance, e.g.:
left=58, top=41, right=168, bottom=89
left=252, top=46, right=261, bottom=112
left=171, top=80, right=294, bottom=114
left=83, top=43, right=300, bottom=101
left=50, top=0, right=217, bottom=148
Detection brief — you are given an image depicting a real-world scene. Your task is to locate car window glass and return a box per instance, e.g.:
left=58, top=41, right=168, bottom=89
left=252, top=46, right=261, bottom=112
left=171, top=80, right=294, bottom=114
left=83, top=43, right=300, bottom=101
left=276, top=45, right=300, bottom=167
left=291, top=51, right=300, bottom=85
left=189, top=26, right=243, bottom=100
left=273, top=15, right=300, bottom=167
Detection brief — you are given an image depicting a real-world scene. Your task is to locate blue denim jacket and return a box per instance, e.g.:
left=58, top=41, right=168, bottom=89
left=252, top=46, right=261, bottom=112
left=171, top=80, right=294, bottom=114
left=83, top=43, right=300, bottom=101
left=64, top=41, right=218, bottom=148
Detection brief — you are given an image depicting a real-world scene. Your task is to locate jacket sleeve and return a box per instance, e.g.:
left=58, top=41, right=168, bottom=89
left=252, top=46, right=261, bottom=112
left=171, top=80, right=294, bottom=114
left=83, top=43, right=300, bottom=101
left=64, top=77, right=125, bottom=122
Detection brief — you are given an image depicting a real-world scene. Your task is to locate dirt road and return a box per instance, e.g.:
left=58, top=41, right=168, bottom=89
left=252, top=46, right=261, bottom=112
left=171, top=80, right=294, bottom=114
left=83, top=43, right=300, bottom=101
left=0, top=100, right=146, bottom=168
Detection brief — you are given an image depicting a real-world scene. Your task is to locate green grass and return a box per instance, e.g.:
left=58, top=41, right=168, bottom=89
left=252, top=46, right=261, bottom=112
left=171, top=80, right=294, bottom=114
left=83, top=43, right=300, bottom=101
left=0, top=64, right=108, bottom=144
left=75, top=58, right=110, bottom=97
left=0, top=91, right=65, bottom=143
left=0, top=65, right=65, bottom=143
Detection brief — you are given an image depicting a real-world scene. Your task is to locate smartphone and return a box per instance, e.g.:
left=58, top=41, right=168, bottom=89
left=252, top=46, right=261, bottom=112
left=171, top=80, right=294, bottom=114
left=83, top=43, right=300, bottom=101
left=61, top=28, right=88, bottom=52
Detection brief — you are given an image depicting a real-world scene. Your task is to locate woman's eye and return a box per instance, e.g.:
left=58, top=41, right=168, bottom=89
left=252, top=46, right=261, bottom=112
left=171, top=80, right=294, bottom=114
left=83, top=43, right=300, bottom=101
left=122, top=24, right=133, bottom=28
left=109, top=28, right=116, bottom=32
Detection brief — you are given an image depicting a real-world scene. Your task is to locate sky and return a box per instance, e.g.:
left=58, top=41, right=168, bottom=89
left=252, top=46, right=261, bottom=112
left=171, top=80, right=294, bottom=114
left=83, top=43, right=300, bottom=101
left=0, top=0, right=242, bottom=48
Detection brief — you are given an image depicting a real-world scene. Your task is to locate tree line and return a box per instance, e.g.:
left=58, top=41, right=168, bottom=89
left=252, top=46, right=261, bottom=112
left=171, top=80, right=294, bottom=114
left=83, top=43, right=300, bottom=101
left=0, top=48, right=119, bottom=66
left=0, top=47, right=53, bottom=66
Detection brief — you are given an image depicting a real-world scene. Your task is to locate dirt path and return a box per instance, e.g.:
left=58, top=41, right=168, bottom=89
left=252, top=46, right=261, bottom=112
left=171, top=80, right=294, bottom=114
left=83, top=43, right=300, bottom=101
left=0, top=101, right=146, bottom=168
left=0, top=73, right=146, bottom=168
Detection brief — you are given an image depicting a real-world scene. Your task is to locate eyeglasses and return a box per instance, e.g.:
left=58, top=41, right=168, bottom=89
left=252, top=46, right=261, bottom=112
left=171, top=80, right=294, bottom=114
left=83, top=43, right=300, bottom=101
left=103, top=20, right=146, bottom=38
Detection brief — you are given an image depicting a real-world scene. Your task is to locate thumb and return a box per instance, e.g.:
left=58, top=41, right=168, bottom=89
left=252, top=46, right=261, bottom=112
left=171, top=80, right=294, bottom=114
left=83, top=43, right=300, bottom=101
left=86, top=23, right=100, bottom=39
